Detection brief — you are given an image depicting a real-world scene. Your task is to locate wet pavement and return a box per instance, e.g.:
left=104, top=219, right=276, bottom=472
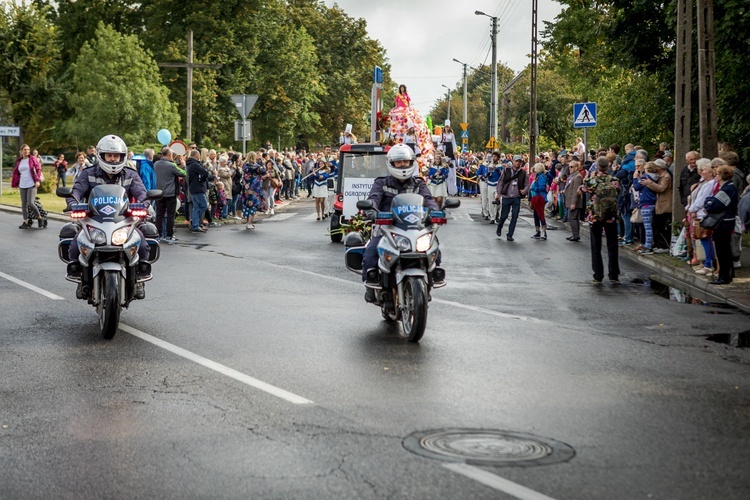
left=1, top=197, right=749, bottom=499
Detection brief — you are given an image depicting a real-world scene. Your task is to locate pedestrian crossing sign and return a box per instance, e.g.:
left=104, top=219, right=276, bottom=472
left=461, top=131, right=469, bottom=139
left=573, top=102, right=597, bottom=128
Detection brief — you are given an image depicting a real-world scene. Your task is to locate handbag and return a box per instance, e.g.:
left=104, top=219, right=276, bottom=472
left=270, top=176, right=282, bottom=189
left=700, top=212, right=725, bottom=231
left=692, top=218, right=711, bottom=239
left=630, top=207, right=643, bottom=224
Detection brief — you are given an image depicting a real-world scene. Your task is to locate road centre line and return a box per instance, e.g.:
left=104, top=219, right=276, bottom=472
left=8, top=267, right=560, bottom=494
left=119, top=324, right=314, bottom=405
left=443, top=463, right=557, bottom=500
left=0, top=269, right=313, bottom=405
left=0, top=270, right=65, bottom=300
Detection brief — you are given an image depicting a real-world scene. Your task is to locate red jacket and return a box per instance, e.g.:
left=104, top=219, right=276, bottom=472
left=11, top=155, right=42, bottom=188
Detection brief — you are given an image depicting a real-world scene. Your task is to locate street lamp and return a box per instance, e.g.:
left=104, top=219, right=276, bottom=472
left=475, top=11, right=498, bottom=144
left=441, top=84, right=452, bottom=125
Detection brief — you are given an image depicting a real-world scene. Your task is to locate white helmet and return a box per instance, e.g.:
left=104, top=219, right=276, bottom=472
left=96, top=134, right=128, bottom=175
left=386, top=143, right=416, bottom=180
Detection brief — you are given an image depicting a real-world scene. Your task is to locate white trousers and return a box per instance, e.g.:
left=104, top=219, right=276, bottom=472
left=479, top=180, right=490, bottom=216
left=487, top=184, right=499, bottom=220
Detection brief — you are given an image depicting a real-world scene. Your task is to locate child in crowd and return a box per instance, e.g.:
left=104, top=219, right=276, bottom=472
left=217, top=181, right=228, bottom=220
left=633, top=161, right=659, bottom=254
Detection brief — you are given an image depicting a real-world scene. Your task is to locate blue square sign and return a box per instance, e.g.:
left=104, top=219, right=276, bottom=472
left=573, top=102, right=597, bottom=128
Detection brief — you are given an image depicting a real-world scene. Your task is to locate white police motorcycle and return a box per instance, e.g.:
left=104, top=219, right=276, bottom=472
left=57, top=185, right=161, bottom=339
left=345, top=194, right=459, bottom=342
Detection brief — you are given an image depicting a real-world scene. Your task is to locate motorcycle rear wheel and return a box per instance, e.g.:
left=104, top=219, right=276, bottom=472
left=99, top=271, right=121, bottom=340
left=401, top=276, right=428, bottom=342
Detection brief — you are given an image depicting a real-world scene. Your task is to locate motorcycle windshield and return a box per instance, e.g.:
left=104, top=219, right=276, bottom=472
left=391, top=193, right=427, bottom=230
left=87, top=185, right=129, bottom=222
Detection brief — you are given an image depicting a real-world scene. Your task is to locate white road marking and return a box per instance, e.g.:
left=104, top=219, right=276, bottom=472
left=443, top=463, right=557, bottom=500
left=119, top=324, right=314, bottom=405
left=2, top=270, right=314, bottom=404
left=0, top=270, right=65, bottom=300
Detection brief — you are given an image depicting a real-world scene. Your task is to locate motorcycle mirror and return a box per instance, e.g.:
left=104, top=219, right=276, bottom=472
left=356, top=200, right=374, bottom=210
left=56, top=187, right=72, bottom=198
left=442, top=198, right=461, bottom=209
left=146, top=189, right=163, bottom=201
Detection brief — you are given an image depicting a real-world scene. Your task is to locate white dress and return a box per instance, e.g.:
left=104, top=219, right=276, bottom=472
left=312, top=174, right=329, bottom=198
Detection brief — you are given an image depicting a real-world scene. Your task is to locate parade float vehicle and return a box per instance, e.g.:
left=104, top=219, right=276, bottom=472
left=330, top=143, right=391, bottom=242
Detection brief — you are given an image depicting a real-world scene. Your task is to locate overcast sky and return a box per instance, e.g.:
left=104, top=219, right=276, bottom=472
left=323, top=0, right=564, bottom=116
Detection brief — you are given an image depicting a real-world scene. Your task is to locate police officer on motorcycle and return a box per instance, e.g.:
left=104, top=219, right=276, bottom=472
left=66, top=135, right=151, bottom=299
left=361, top=144, right=445, bottom=302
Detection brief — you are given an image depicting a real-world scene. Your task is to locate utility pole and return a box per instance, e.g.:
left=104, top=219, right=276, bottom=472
left=673, top=0, right=693, bottom=223
left=476, top=11, right=498, bottom=144
left=696, top=0, right=718, bottom=159
left=529, top=0, right=539, bottom=161
left=158, top=31, right=221, bottom=142
left=452, top=59, right=468, bottom=125
left=442, top=84, right=452, bottom=125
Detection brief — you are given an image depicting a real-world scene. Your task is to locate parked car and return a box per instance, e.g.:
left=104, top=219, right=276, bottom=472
left=40, top=155, right=58, bottom=165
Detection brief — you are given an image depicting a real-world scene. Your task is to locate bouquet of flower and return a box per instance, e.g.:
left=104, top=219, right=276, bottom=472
left=329, top=211, right=372, bottom=240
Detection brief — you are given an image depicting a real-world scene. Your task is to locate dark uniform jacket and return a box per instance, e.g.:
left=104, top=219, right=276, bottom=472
left=67, top=165, right=148, bottom=206
left=367, top=176, right=439, bottom=213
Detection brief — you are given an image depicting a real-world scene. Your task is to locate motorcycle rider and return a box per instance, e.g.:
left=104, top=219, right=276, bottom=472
left=361, top=144, right=444, bottom=303
left=66, top=135, right=151, bottom=299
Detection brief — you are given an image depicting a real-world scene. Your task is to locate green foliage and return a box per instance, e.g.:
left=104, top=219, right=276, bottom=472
left=507, top=66, right=577, bottom=149
left=54, top=0, right=141, bottom=70
left=288, top=0, right=392, bottom=145
left=541, top=0, right=750, bottom=161
left=0, top=1, right=62, bottom=146
left=429, top=63, right=516, bottom=150
left=64, top=23, right=181, bottom=146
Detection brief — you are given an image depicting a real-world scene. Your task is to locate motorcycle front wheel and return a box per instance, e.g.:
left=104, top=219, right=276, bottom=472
left=401, top=276, right=428, bottom=342
left=99, top=271, right=121, bottom=340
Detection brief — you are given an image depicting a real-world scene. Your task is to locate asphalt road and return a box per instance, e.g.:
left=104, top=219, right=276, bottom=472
left=1, top=198, right=749, bottom=499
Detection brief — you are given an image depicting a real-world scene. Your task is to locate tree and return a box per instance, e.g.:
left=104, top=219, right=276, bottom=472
left=64, top=23, right=180, bottom=146
left=53, top=0, right=141, bottom=70
left=430, top=63, right=516, bottom=150
left=542, top=0, right=750, bottom=161
left=507, top=65, right=577, bottom=149
left=0, top=1, right=62, bottom=148
left=287, top=0, right=393, bottom=145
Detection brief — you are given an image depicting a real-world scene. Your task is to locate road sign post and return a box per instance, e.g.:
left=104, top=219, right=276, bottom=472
left=231, top=95, right=258, bottom=155
left=0, top=126, right=21, bottom=197
left=459, top=123, right=469, bottom=153
left=573, top=102, right=597, bottom=157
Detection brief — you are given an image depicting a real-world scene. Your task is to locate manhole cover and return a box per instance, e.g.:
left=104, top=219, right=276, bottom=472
left=403, top=429, right=575, bottom=467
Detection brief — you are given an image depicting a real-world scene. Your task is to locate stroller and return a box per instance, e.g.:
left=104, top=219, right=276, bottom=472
left=27, top=196, right=49, bottom=228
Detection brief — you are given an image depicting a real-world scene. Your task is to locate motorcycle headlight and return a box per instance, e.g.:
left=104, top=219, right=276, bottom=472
left=416, top=234, right=432, bottom=252
left=86, top=226, right=107, bottom=245
left=111, top=227, right=130, bottom=246
left=392, top=233, right=411, bottom=252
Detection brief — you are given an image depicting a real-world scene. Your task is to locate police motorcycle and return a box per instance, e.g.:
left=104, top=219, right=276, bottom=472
left=56, top=185, right=162, bottom=339
left=345, top=194, right=459, bottom=343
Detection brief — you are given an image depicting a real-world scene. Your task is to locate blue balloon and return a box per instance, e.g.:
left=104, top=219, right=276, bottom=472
left=157, top=129, right=172, bottom=146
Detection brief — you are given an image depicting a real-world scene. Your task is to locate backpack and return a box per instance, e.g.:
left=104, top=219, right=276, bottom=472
left=593, top=175, right=619, bottom=221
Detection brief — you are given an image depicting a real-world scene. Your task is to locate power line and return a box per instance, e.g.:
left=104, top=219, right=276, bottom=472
left=497, top=0, right=524, bottom=31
